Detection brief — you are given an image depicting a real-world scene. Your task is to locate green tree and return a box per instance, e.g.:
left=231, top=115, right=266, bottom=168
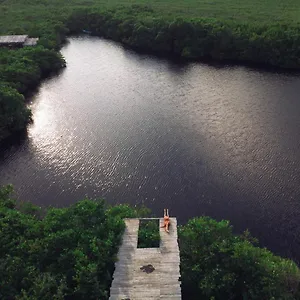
left=0, top=85, right=31, bottom=139
left=0, top=185, right=146, bottom=299
left=179, top=217, right=300, bottom=299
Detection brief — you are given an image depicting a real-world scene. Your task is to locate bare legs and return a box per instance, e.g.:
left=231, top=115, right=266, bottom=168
left=164, top=209, right=169, bottom=218
left=162, top=208, right=170, bottom=233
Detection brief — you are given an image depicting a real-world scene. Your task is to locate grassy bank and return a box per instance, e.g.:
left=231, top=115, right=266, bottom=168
left=1, top=0, right=300, bottom=30
left=1, top=0, right=300, bottom=141
left=1, top=0, right=300, bottom=68
left=1, top=185, right=300, bottom=299
left=66, top=7, right=300, bottom=67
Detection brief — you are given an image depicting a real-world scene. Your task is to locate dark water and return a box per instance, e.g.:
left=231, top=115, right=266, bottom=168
left=1, top=36, right=300, bottom=261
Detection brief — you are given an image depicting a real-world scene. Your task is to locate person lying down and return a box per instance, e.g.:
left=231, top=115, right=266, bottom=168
left=161, top=208, right=170, bottom=233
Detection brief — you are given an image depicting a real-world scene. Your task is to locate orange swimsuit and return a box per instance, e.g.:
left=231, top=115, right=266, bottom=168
left=163, top=215, right=170, bottom=233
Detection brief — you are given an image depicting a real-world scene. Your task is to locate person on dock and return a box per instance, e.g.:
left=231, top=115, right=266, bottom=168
left=161, top=208, right=170, bottom=233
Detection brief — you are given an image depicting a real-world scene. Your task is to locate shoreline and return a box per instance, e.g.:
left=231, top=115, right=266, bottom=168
left=2, top=5, right=300, bottom=141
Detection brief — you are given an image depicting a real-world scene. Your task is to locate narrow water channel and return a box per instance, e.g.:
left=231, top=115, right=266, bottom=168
left=1, top=36, right=300, bottom=261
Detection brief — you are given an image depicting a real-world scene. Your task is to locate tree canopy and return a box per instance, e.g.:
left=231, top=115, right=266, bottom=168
left=179, top=217, right=300, bottom=299
left=0, top=47, right=65, bottom=141
left=1, top=1, right=300, bottom=141
left=0, top=185, right=145, bottom=299
left=1, top=185, right=300, bottom=299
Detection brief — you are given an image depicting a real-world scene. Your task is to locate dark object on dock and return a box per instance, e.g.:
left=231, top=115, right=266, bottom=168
left=140, top=264, right=155, bottom=274
left=0, top=35, right=39, bottom=48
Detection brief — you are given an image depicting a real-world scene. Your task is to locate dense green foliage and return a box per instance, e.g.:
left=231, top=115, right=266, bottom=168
left=137, top=219, right=160, bottom=248
left=0, top=47, right=65, bottom=141
left=1, top=185, right=300, bottom=299
left=1, top=0, right=300, bottom=69
left=1, top=0, right=300, bottom=31
left=0, top=185, right=146, bottom=299
left=0, top=47, right=65, bottom=93
left=0, top=85, right=31, bottom=140
left=179, top=217, right=300, bottom=300
left=1, top=0, right=300, bottom=141
left=67, top=7, right=300, bottom=68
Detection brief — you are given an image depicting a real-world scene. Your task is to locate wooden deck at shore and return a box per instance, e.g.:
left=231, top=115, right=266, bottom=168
left=0, top=35, right=39, bottom=47
left=109, top=218, right=181, bottom=300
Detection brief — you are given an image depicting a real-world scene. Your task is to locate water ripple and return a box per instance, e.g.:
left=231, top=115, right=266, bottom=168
left=1, top=36, right=300, bottom=261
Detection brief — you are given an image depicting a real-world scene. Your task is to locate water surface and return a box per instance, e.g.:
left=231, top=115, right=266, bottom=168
left=1, top=37, right=300, bottom=261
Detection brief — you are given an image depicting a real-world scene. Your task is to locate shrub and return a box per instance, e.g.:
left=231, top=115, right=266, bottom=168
left=137, top=219, right=160, bottom=248
left=179, top=217, right=300, bottom=299
left=0, top=186, right=142, bottom=299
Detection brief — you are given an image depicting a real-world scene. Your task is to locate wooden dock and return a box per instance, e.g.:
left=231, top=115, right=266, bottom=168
left=0, top=35, right=39, bottom=47
left=109, top=218, right=181, bottom=300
